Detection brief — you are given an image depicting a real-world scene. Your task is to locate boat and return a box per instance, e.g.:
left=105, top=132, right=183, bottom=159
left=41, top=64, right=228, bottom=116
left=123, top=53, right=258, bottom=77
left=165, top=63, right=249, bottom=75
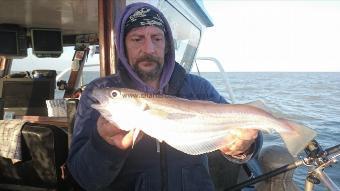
left=0, top=0, right=253, bottom=190
left=1, top=0, right=339, bottom=191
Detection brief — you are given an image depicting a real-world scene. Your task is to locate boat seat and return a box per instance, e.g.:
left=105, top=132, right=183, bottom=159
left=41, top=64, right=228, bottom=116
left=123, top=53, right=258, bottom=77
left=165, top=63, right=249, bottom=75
left=0, top=122, right=69, bottom=190
left=208, top=149, right=263, bottom=191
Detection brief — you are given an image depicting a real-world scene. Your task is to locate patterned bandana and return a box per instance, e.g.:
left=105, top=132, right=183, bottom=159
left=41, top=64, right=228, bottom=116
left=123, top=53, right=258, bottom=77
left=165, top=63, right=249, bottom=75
left=124, top=7, right=166, bottom=35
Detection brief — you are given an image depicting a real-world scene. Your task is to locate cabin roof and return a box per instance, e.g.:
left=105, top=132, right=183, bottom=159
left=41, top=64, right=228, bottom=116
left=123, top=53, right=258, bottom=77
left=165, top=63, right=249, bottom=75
left=0, top=0, right=214, bottom=36
left=0, top=0, right=98, bottom=35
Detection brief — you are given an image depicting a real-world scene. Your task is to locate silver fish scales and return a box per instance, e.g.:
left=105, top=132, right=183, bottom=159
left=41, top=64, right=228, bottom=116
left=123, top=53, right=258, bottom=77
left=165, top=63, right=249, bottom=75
left=91, top=88, right=316, bottom=156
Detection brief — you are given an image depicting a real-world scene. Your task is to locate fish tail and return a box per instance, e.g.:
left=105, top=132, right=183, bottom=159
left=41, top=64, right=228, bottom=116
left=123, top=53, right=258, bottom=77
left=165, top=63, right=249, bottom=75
left=278, top=119, right=316, bottom=156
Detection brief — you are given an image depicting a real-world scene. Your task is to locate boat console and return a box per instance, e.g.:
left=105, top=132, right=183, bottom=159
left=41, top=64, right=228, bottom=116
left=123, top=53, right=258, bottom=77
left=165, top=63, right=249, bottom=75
left=0, top=70, right=56, bottom=117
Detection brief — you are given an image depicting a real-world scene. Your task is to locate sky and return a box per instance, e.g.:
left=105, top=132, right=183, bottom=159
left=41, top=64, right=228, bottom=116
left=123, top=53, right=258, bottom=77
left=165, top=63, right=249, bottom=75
left=196, top=0, right=340, bottom=72
left=12, top=0, right=340, bottom=72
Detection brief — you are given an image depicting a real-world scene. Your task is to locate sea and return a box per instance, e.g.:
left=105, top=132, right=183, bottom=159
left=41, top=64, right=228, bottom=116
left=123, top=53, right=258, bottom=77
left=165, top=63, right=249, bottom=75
left=199, top=72, right=340, bottom=191
left=58, top=71, right=340, bottom=190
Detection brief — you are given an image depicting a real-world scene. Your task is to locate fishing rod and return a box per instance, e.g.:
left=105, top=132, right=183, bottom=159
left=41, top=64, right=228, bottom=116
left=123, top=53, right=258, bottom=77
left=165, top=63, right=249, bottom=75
left=225, top=140, right=340, bottom=191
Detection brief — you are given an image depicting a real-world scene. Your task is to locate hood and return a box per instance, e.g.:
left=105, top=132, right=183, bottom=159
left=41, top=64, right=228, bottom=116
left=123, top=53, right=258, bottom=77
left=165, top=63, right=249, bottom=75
left=115, top=3, right=175, bottom=93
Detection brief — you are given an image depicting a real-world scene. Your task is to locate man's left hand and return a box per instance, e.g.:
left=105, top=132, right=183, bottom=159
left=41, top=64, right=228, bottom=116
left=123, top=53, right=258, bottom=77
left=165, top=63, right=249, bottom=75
left=219, top=129, right=259, bottom=157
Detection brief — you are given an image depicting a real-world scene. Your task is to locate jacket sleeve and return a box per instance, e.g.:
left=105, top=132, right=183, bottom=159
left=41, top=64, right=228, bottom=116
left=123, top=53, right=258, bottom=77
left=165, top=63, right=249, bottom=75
left=66, top=83, right=130, bottom=190
left=189, top=75, right=263, bottom=164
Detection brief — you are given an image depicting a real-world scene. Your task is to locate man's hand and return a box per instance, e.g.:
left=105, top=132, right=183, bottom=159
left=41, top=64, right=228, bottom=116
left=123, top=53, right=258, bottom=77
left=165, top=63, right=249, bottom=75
left=219, top=129, right=258, bottom=157
left=97, top=116, right=143, bottom=150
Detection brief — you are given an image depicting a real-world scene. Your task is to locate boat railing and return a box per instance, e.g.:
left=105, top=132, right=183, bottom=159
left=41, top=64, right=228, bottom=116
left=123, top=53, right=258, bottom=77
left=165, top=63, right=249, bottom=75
left=194, top=57, right=236, bottom=103
left=58, top=57, right=236, bottom=103
left=193, top=56, right=265, bottom=190
left=56, top=64, right=100, bottom=86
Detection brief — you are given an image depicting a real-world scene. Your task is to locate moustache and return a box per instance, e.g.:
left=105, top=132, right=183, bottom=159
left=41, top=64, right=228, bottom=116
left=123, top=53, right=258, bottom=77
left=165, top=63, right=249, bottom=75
left=135, top=54, right=161, bottom=65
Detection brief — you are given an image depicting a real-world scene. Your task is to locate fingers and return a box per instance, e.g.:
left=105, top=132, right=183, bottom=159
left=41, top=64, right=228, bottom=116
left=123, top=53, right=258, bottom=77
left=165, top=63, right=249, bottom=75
left=220, top=139, right=253, bottom=156
left=219, top=129, right=259, bottom=156
left=97, top=116, right=128, bottom=148
left=110, top=129, right=144, bottom=150
left=97, top=116, right=144, bottom=150
left=97, top=116, right=122, bottom=136
left=111, top=130, right=135, bottom=149
left=232, top=128, right=258, bottom=141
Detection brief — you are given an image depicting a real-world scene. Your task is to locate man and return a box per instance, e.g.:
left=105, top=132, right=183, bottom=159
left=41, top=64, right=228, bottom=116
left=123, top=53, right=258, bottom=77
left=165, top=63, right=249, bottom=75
left=67, top=3, right=262, bottom=191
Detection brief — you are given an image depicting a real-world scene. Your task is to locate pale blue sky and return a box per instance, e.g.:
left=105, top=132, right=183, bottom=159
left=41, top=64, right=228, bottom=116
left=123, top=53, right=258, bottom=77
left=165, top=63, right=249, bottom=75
left=13, top=0, right=340, bottom=72
left=197, top=0, right=340, bottom=72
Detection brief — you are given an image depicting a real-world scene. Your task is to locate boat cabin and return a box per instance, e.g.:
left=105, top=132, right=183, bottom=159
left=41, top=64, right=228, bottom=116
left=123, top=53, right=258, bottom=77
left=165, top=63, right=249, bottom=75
left=0, top=0, right=254, bottom=190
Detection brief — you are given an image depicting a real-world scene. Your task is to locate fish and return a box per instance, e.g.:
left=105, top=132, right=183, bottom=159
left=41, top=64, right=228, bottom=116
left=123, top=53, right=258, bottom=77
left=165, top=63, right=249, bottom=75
left=91, top=87, right=317, bottom=156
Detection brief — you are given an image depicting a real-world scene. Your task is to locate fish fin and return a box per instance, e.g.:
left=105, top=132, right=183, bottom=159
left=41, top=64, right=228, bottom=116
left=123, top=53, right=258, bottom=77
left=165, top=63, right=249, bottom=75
left=190, top=99, right=216, bottom=104
left=278, top=119, right=316, bottom=156
left=132, top=128, right=141, bottom=148
left=247, top=100, right=285, bottom=118
left=141, top=103, right=150, bottom=111
left=247, top=100, right=271, bottom=112
left=166, top=133, right=230, bottom=155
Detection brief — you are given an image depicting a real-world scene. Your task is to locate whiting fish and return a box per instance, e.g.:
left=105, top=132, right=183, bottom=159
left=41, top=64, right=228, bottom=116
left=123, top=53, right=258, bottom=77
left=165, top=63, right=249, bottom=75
left=91, top=88, right=316, bottom=156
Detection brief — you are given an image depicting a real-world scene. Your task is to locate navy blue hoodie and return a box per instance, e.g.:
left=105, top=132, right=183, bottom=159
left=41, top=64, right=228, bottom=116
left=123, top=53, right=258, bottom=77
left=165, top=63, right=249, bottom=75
left=67, top=3, right=262, bottom=191
left=115, top=2, right=175, bottom=93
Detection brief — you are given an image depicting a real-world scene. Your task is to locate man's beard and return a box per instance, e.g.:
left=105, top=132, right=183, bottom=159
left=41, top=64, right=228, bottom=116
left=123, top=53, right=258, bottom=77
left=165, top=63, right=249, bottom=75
left=133, top=54, right=163, bottom=82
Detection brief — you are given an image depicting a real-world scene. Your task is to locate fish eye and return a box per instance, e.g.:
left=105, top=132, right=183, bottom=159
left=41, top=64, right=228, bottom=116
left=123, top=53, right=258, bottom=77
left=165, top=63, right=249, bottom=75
left=111, top=90, right=119, bottom=98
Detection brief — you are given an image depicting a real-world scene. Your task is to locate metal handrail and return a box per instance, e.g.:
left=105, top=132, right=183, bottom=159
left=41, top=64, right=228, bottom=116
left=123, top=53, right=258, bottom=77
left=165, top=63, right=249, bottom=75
left=194, top=57, right=236, bottom=103
left=56, top=64, right=99, bottom=82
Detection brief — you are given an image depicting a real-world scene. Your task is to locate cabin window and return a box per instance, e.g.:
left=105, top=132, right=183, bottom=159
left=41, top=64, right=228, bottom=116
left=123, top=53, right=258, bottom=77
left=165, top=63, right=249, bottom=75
left=146, top=1, right=202, bottom=71
left=11, top=47, right=74, bottom=73
left=10, top=46, right=100, bottom=98
left=81, top=50, right=100, bottom=85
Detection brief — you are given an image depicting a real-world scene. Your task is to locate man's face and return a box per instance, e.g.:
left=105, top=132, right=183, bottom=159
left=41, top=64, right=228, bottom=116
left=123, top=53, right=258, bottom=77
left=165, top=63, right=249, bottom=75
left=125, top=26, right=166, bottom=82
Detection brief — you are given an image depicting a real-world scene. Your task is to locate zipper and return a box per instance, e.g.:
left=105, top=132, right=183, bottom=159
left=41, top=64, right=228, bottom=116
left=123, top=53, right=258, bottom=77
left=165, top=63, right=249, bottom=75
left=159, top=141, right=168, bottom=191
left=156, top=139, right=160, bottom=153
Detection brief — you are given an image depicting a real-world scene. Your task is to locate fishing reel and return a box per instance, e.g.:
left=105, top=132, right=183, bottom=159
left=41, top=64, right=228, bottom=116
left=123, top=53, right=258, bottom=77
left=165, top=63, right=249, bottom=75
left=226, top=140, right=340, bottom=191
left=304, top=140, right=328, bottom=165
left=303, top=140, right=326, bottom=185
left=302, top=140, right=340, bottom=190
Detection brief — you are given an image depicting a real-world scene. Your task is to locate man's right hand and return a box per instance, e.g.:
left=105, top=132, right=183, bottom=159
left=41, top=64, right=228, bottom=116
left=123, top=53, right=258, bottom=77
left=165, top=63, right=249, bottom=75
left=97, top=116, right=142, bottom=150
